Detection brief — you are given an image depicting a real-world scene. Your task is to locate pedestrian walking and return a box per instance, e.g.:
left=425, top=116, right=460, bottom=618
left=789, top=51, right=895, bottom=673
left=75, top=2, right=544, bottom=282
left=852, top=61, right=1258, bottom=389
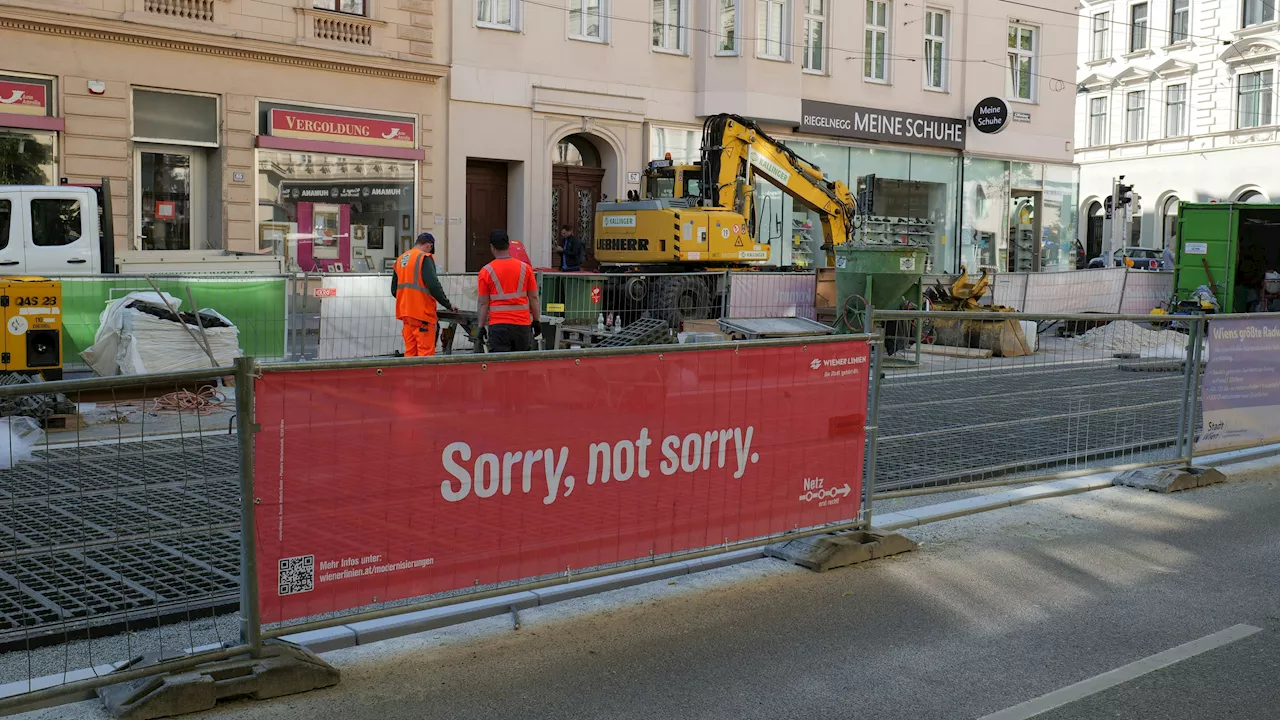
left=391, top=232, right=454, bottom=357
left=558, top=224, right=586, bottom=271
left=476, top=230, right=541, bottom=353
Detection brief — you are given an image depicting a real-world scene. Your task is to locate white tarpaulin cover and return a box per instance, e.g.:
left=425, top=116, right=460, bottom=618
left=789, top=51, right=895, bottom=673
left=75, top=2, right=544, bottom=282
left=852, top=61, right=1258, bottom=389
left=81, top=292, right=242, bottom=375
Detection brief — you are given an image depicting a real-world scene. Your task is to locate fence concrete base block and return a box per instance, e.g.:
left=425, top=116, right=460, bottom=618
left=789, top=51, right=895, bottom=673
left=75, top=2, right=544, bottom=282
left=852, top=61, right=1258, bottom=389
left=96, top=641, right=339, bottom=720
left=1113, top=466, right=1227, bottom=493
left=765, top=531, right=918, bottom=573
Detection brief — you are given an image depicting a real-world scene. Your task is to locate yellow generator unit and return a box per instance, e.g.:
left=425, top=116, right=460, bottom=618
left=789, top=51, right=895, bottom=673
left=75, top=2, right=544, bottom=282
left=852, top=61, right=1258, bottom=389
left=1, top=278, right=63, bottom=380
left=596, top=202, right=770, bottom=265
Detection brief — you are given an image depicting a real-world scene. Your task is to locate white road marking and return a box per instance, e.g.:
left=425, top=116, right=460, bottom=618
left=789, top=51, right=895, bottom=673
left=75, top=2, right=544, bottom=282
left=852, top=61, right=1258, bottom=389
left=979, top=624, right=1263, bottom=720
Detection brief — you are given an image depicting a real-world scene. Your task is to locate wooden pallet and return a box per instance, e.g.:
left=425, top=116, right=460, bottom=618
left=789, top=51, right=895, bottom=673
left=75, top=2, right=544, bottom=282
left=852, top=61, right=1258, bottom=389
left=42, top=414, right=86, bottom=432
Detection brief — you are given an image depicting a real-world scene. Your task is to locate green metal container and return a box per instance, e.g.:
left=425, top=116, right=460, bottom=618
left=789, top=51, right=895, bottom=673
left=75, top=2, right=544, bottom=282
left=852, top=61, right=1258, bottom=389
left=833, top=244, right=926, bottom=333
left=1171, top=201, right=1280, bottom=313
left=544, top=274, right=604, bottom=326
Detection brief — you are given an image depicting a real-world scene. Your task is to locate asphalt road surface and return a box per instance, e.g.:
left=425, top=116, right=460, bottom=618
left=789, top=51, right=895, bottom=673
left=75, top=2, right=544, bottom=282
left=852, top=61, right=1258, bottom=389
left=23, top=458, right=1280, bottom=720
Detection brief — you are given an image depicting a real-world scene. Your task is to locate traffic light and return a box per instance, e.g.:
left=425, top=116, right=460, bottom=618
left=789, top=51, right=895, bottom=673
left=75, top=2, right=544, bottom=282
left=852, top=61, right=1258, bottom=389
left=1118, top=183, right=1134, bottom=205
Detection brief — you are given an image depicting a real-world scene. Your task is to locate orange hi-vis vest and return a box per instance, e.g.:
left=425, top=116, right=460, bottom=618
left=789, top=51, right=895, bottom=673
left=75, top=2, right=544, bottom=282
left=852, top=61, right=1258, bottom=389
left=394, top=247, right=439, bottom=323
left=481, top=257, right=532, bottom=326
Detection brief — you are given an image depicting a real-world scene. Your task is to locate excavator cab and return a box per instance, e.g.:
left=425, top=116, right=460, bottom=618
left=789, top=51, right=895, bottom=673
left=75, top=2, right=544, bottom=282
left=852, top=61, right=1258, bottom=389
left=643, top=158, right=701, bottom=200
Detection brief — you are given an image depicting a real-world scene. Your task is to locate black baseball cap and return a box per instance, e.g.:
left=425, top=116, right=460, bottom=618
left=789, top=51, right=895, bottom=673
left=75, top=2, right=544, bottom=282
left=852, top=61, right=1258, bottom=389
left=416, top=232, right=435, bottom=244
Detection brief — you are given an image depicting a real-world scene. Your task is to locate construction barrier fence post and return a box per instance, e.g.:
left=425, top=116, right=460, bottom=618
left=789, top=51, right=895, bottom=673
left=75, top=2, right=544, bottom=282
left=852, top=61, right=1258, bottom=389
left=1185, top=316, right=1204, bottom=466
left=863, top=331, right=884, bottom=528
left=236, top=356, right=264, bottom=657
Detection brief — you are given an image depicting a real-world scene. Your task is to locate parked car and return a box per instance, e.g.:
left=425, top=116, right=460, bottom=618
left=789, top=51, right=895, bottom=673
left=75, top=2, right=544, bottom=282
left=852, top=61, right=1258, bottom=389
left=1087, top=247, right=1163, bottom=270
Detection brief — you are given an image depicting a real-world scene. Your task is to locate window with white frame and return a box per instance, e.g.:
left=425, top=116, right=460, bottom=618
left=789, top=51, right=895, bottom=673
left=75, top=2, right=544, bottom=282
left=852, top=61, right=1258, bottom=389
left=1125, top=90, right=1146, bottom=141
left=1007, top=24, right=1036, bottom=100
left=1089, top=96, right=1108, bottom=146
left=924, top=8, right=947, bottom=89
left=1238, top=69, right=1274, bottom=128
left=716, top=0, right=738, bottom=54
left=1165, top=83, right=1187, bottom=137
left=313, top=0, right=365, bottom=15
left=1169, top=0, right=1189, bottom=42
left=477, top=0, right=516, bottom=28
left=653, top=0, right=685, bottom=52
left=865, top=0, right=889, bottom=81
left=757, top=0, right=787, bottom=59
left=1130, top=3, right=1148, bottom=51
left=1090, top=13, right=1110, bottom=61
left=570, top=0, right=605, bottom=40
left=1243, top=0, right=1275, bottom=27
left=803, top=0, right=826, bottom=72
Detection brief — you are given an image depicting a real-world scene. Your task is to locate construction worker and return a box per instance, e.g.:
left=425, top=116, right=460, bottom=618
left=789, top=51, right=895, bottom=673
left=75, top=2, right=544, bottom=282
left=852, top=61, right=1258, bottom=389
left=391, top=232, right=454, bottom=357
left=476, top=230, right=541, bottom=353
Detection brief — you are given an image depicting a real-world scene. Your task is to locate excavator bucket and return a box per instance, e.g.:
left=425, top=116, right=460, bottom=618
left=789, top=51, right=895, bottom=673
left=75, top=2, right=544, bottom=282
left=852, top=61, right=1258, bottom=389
left=948, top=266, right=991, bottom=303
left=923, top=266, right=1031, bottom=357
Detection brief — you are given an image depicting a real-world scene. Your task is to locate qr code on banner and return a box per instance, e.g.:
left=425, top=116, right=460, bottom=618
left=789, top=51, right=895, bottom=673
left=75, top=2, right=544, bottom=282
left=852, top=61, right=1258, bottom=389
left=278, top=555, right=315, bottom=596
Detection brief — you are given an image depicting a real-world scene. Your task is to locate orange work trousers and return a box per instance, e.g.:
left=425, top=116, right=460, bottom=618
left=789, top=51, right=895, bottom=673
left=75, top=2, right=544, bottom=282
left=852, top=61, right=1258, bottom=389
left=401, top=318, right=438, bottom=357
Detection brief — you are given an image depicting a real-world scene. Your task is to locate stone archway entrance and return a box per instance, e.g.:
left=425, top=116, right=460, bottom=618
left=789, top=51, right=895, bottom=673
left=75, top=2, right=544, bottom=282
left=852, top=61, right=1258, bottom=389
left=551, top=134, right=605, bottom=270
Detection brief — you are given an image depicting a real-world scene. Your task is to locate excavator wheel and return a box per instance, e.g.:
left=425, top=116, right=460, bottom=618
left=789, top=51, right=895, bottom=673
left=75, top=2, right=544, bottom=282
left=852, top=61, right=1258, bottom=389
left=657, top=275, right=712, bottom=328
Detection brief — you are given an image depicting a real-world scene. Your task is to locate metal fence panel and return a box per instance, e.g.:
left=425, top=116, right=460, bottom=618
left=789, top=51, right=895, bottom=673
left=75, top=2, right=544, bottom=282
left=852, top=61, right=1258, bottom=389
left=540, top=271, right=728, bottom=343
left=725, top=272, right=817, bottom=320
left=1119, top=270, right=1175, bottom=314
left=0, top=368, right=247, bottom=705
left=1021, top=268, right=1126, bottom=314
left=55, top=275, right=290, bottom=369
left=250, top=336, right=873, bottom=635
left=871, top=310, right=1195, bottom=493
left=286, top=273, right=479, bottom=361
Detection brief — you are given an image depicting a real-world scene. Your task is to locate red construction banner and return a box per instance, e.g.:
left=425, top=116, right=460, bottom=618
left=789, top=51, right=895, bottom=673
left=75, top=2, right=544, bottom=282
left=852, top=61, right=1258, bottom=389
left=254, top=339, right=871, bottom=623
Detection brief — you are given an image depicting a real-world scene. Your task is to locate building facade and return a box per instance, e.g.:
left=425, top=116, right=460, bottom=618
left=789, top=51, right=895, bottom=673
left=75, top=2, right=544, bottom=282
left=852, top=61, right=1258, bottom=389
left=0, top=0, right=446, bottom=271
left=445, top=0, right=1081, bottom=274
left=1075, top=0, right=1280, bottom=258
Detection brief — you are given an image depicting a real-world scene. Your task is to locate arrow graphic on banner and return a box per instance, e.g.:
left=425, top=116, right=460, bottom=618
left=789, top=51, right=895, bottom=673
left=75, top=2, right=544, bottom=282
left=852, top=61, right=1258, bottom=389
left=798, top=484, right=851, bottom=503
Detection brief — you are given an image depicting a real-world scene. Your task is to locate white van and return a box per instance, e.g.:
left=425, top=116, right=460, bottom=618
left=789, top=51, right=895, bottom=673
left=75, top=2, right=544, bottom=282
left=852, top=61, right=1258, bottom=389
left=0, top=181, right=283, bottom=275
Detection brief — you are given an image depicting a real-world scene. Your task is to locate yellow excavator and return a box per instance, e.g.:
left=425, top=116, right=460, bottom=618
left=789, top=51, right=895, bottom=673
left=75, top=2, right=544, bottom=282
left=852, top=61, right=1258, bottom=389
left=590, top=114, right=860, bottom=325
left=596, top=114, right=859, bottom=268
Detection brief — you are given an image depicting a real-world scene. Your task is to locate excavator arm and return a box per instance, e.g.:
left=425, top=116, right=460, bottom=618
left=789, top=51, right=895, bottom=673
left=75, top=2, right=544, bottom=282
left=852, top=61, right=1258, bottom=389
left=700, top=114, right=859, bottom=263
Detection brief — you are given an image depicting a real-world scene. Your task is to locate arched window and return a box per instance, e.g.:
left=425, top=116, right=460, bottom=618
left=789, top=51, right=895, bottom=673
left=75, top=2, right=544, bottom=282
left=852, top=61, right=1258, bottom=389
left=1162, top=196, right=1179, bottom=249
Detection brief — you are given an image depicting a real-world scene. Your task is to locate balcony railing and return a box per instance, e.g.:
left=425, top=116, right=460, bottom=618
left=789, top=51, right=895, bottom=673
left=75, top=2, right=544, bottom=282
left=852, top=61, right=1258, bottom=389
left=311, top=11, right=374, bottom=46
left=143, top=0, right=215, bottom=22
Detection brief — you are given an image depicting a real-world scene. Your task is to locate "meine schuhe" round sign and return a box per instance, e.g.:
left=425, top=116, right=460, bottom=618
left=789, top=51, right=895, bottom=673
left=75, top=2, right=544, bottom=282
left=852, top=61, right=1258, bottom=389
left=972, top=97, right=1009, bottom=134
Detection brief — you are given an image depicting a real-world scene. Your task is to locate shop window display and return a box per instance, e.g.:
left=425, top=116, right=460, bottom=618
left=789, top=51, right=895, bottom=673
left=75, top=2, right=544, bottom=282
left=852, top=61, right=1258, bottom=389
left=961, top=157, right=1010, bottom=271
left=1041, top=164, right=1079, bottom=271
left=257, top=150, right=415, bottom=272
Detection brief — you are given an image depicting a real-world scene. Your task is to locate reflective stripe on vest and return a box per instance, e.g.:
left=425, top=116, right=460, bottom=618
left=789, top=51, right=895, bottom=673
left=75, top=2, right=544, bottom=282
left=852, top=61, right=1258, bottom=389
left=483, top=261, right=530, bottom=310
left=397, top=251, right=429, bottom=293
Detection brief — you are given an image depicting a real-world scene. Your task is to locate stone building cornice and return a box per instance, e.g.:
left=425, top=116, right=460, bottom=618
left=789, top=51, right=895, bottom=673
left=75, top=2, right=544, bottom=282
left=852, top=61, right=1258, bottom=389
left=0, top=6, right=446, bottom=84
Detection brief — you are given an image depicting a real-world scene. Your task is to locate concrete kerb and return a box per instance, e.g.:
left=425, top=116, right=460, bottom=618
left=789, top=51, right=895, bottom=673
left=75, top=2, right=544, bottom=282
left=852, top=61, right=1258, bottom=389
left=9, top=445, right=1279, bottom=713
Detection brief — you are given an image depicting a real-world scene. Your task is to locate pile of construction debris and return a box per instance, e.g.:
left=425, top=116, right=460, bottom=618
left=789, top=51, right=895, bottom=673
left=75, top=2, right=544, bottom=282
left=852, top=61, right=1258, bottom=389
left=1073, top=320, right=1187, bottom=358
left=82, top=292, right=242, bottom=376
left=0, top=372, right=75, bottom=421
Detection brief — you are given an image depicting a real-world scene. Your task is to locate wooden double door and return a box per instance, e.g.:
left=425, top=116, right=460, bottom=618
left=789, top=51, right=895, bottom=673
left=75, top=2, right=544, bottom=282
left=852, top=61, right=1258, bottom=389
left=551, top=165, right=604, bottom=270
